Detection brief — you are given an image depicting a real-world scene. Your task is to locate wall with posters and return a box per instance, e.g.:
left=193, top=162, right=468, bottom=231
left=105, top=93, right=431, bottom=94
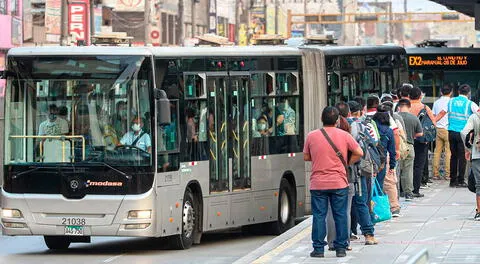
left=0, top=0, right=23, bottom=49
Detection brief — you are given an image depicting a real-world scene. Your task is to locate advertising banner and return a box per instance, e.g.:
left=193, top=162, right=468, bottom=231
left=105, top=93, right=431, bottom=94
left=45, top=0, right=61, bottom=35
left=114, top=0, right=144, bottom=12
left=69, top=1, right=90, bottom=45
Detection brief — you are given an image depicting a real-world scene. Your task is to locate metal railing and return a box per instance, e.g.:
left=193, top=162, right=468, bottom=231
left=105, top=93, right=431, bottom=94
left=10, top=135, right=86, bottom=162
left=406, top=249, right=429, bottom=264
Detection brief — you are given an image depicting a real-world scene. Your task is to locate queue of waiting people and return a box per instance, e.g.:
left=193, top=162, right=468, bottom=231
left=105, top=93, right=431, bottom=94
left=304, top=83, right=480, bottom=258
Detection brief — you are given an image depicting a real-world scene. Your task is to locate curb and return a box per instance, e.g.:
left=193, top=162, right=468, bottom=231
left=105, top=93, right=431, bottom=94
left=233, top=216, right=312, bottom=264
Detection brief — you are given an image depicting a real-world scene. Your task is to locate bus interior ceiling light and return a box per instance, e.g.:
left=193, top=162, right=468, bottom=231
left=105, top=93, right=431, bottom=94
left=1, top=209, right=23, bottom=218
left=128, top=210, right=152, bottom=219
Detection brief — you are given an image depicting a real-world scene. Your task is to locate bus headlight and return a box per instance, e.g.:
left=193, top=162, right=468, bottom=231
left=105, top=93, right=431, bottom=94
left=128, top=210, right=152, bottom=219
left=1, top=209, right=23, bottom=218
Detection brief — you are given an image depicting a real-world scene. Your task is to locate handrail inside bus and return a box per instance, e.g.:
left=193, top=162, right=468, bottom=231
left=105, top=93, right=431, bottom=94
left=9, top=135, right=86, bottom=162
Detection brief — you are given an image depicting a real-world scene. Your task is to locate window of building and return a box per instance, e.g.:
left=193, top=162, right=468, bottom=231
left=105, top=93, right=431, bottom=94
left=0, top=0, right=6, bottom=14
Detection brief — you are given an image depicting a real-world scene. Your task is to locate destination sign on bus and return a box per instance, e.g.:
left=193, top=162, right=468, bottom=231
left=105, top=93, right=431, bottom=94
left=407, top=54, right=480, bottom=70
left=409, top=55, right=468, bottom=67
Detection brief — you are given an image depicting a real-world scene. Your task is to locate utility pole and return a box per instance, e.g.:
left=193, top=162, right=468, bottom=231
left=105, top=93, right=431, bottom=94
left=235, top=0, right=240, bottom=44
left=144, top=0, right=152, bottom=45
left=191, top=0, right=196, bottom=38
left=177, top=0, right=184, bottom=45
left=60, top=0, right=68, bottom=46
left=274, top=0, right=278, bottom=34
left=90, top=0, right=95, bottom=43
left=404, top=0, right=407, bottom=13
left=303, top=0, right=307, bottom=36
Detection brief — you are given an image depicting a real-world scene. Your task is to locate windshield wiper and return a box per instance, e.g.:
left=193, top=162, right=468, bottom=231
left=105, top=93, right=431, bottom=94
left=12, top=167, right=40, bottom=179
left=88, top=161, right=132, bottom=180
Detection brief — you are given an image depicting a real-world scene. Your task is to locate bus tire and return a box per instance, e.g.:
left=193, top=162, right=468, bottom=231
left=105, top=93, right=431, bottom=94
left=270, top=178, right=295, bottom=235
left=44, top=236, right=71, bottom=250
left=170, top=187, right=197, bottom=249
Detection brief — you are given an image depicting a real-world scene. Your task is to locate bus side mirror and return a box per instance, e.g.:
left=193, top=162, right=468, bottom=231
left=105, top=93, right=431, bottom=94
left=155, top=88, right=171, bottom=126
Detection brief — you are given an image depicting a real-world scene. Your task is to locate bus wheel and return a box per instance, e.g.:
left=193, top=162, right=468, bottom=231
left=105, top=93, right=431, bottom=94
left=170, top=187, right=197, bottom=249
left=270, top=178, right=295, bottom=235
left=44, top=236, right=71, bottom=250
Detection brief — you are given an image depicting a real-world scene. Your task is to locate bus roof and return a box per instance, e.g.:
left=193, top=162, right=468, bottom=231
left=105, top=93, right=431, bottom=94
left=406, top=47, right=480, bottom=55
left=7, top=46, right=152, bottom=56
left=305, top=45, right=406, bottom=56
left=7, top=45, right=406, bottom=58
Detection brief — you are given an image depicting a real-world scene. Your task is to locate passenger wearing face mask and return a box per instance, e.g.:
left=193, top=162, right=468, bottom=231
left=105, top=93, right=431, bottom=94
left=278, top=98, right=296, bottom=135
left=120, top=117, right=152, bottom=153
left=253, top=116, right=270, bottom=138
left=38, top=104, right=69, bottom=136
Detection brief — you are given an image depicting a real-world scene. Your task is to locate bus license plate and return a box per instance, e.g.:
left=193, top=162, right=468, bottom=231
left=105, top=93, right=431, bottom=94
left=64, top=225, right=84, bottom=236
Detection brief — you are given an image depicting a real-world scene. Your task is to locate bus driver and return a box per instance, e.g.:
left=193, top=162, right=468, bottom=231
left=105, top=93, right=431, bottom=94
left=119, top=117, right=152, bottom=153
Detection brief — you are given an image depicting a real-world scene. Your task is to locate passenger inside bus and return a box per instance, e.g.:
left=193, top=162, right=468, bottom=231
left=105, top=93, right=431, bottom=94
left=278, top=98, right=296, bottom=135
left=253, top=116, right=271, bottom=137
left=119, top=117, right=152, bottom=153
left=113, top=101, right=128, bottom=137
left=38, top=104, right=69, bottom=136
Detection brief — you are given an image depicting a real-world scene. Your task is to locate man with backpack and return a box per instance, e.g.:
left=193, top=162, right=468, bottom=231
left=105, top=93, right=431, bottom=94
left=347, top=101, right=378, bottom=245
left=398, top=99, right=424, bottom=201
left=448, top=84, right=479, bottom=188
left=461, top=110, right=480, bottom=221
left=409, top=87, right=436, bottom=198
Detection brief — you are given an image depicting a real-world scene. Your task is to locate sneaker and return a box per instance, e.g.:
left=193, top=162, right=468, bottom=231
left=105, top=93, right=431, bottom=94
left=474, top=212, right=480, bottom=221
left=413, top=192, right=425, bottom=198
left=400, top=192, right=405, bottom=198
left=350, top=234, right=360, bottom=240
left=391, top=209, right=401, bottom=217
left=329, top=246, right=352, bottom=251
left=449, top=183, right=456, bottom=188
left=364, top=234, right=378, bottom=245
left=456, top=183, right=468, bottom=188
left=405, top=193, right=414, bottom=201
left=310, top=250, right=324, bottom=258
left=336, top=249, right=347, bottom=258
left=420, top=184, right=428, bottom=189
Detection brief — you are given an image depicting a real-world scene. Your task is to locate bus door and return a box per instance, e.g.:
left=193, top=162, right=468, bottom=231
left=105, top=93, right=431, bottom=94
left=206, top=74, right=229, bottom=193
left=229, top=73, right=251, bottom=190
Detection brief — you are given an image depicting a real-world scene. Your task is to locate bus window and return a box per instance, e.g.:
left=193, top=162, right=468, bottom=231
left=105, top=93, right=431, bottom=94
left=185, top=74, right=206, bottom=98
left=276, top=72, right=299, bottom=96
left=250, top=72, right=274, bottom=96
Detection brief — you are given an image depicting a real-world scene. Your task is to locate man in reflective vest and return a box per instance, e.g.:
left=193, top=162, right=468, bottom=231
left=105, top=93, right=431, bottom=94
left=448, top=84, right=479, bottom=188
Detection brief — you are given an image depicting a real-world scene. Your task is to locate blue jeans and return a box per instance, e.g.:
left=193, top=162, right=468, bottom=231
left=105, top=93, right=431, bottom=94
left=311, top=187, right=349, bottom=253
left=353, top=176, right=375, bottom=235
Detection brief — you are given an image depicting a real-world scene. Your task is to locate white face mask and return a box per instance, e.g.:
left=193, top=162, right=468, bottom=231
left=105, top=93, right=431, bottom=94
left=258, top=123, right=267, bottom=130
left=132, top=123, right=141, bottom=132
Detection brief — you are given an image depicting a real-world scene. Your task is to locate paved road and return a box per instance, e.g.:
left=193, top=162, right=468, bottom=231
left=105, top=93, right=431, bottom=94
left=237, top=181, right=480, bottom=264
left=0, top=230, right=275, bottom=264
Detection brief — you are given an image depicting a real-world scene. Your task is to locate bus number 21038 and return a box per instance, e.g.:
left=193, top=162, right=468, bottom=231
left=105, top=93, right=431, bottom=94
left=62, top=218, right=86, bottom=226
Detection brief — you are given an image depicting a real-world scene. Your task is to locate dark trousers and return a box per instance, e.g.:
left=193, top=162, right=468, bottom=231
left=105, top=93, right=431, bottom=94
left=422, top=143, right=430, bottom=185
left=413, top=141, right=428, bottom=194
left=353, top=176, right=374, bottom=236
left=311, top=187, right=349, bottom=253
left=449, top=131, right=466, bottom=185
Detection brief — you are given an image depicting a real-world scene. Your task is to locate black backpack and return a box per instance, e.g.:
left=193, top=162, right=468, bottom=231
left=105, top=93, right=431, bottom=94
left=416, top=106, right=436, bottom=143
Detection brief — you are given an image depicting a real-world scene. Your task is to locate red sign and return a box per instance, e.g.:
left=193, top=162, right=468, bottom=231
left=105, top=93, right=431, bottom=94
left=68, top=1, right=90, bottom=45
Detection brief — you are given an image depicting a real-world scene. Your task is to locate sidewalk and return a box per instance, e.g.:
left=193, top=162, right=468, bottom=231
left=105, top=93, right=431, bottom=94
left=236, top=181, right=480, bottom=264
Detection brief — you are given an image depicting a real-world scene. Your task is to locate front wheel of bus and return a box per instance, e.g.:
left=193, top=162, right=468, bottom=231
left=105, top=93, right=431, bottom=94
left=270, top=178, right=295, bottom=235
left=44, top=236, right=71, bottom=250
left=170, top=187, right=198, bottom=249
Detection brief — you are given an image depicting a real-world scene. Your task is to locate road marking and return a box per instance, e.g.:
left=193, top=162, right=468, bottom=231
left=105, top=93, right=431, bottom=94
left=104, top=254, right=125, bottom=263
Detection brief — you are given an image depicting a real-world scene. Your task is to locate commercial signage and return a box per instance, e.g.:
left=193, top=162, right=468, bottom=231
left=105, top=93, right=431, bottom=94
left=69, top=1, right=90, bottom=45
left=408, top=54, right=480, bottom=70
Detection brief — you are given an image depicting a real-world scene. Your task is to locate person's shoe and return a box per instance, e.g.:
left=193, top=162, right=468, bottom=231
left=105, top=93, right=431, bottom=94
left=427, top=179, right=434, bottom=184
left=449, top=183, right=456, bottom=188
left=310, top=250, right=324, bottom=258
left=350, top=234, right=360, bottom=240
left=405, top=193, right=414, bottom=201
left=364, top=234, right=378, bottom=245
left=329, top=246, right=352, bottom=251
left=456, top=183, right=468, bottom=188
left=475, top=212, right=480, bottom=221
left=413, top=192, right=425, bottom=198
left=400, top=192, right=405, bottom=198
left=336, top=249, right=347, bottom=257
left=391, top=209, right=401, bottom=218
left=420, top=184, right=428, bottom=189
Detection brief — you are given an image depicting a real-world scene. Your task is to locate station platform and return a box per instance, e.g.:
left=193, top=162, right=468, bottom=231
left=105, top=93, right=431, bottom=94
left=235, top=181, right=480, bottom=264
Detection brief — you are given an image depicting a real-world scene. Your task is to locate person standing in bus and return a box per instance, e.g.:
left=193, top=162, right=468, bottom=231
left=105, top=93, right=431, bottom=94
left=304, top=106, right=363, bottom=258
left=120, top=117, right=152, bottom=153
left=38, top=104, right=69, bottom=136
left=448, top=84, right=479, bottom=188
left=432, top=85, right=453, bottom=180
left=409, top=87, right=436, bottom=197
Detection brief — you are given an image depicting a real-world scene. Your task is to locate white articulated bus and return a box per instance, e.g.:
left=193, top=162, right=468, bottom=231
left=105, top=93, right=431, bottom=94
left=0, top=45, right=406, bottom=250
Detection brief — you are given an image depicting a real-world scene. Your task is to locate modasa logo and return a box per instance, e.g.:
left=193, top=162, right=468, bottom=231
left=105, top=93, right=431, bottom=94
left=86, top=180, right=123, bottom=187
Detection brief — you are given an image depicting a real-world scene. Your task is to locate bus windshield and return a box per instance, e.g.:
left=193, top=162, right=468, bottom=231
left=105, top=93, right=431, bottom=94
left=4, top=55, right=153, bottom=166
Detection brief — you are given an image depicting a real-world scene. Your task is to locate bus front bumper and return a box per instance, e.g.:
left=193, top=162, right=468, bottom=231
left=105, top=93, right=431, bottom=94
left=0, top=188, right=158, bottom=237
